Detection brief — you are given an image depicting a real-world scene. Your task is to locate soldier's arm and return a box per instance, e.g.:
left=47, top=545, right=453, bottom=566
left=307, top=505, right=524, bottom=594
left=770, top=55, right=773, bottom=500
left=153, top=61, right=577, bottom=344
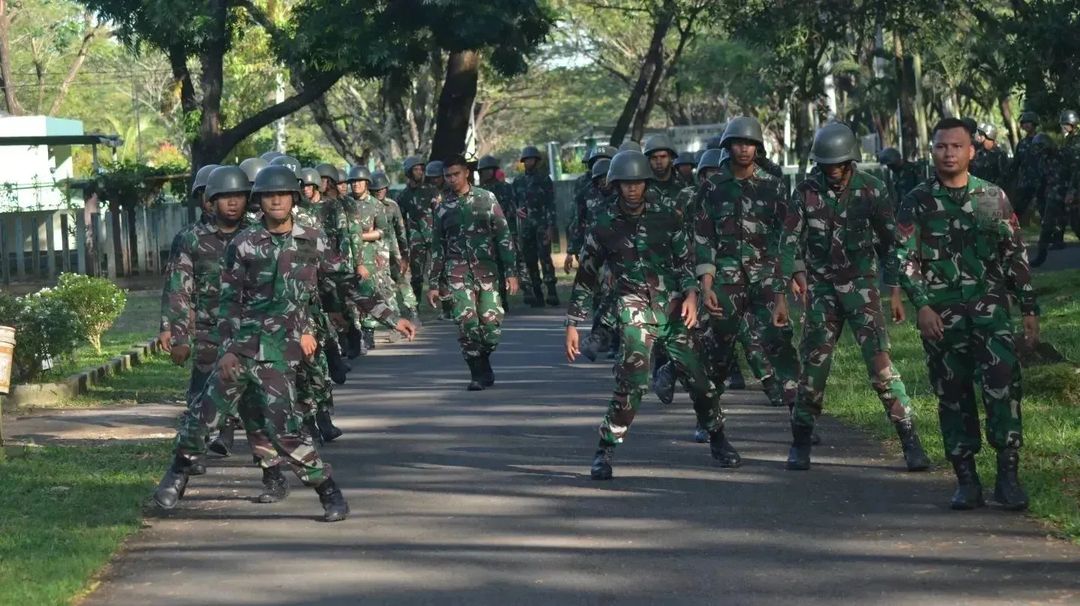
left=997, top=190, right=1039, bottom=315
left=344, top=274, right=403, bottom=328
left=217, top=239, right=245, bottom=356
left=692, top=184, right=717, bottom=280
left=428, top=210, right=445, bottom=288
left=671, top=208, right=698, bottom=295
left=542, top=176, right=557, bottom=230
left=392, top=205, right=410, bottom=264
left=159, top=228, right=189, bottom=333
left=385, top=211, right=402, bottom=268
left=566, top=230, right=603, bottom=323
left=767, top=180, right=791, bottom=287
left=869, top=181, right=901, bottom=287
left=163, top=231, right=197, bottom=346
left=568, top=189, right=586, bottom=254
left=490, top=197, right=517, bottom=275
left=779, top=187, right=807, bottom=278
left=895, top=192, right=929, bottom=308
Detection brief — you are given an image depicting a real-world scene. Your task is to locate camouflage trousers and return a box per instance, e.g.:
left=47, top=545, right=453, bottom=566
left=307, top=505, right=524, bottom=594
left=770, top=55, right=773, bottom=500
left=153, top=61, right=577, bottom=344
left=449, top=277, right=503, bottom=359
left=297, top=346, right=333, bottom=417
left=921, top=300, right=1023, bottom=458
left=361, top=266, right=400, bottom=330
left=791, top=281, right=912, bottom=429
left=520, top=221, right=556, bottom=292
left=600, top=320, right=724, bottom=446
left=703, top=282, right=799, bottom=407
left=176, top=357, right=330, bottom=486
left=187, top=340, right=220, bottom=406
left=409, top=243, right=432, bottom=303
left=392, top=263, right=419, bottom=318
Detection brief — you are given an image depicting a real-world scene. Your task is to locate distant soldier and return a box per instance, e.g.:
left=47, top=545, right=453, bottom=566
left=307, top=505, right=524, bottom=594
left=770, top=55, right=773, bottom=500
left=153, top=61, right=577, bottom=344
left=1031, top=112, right=1080, bottom=266
left=346, top=166, right=398, bottom=352
left=371, top=171, right=419, bottom=323
left=876, top=147, right=929, bottom=208
left=971, top=123, right=1009, bottom=186
left=643, top=134, right=689, bottom=199
left=397, top=156, right=435, bottom=307
left=566, top=146, right=616, bottom=275
left=477, top=155, right=522, bottom=311
left=1008, top=111, right=1041, bottom=220
left=674, top=151, right=697, bottom=184
left=513, top=145, right=559, bottom=307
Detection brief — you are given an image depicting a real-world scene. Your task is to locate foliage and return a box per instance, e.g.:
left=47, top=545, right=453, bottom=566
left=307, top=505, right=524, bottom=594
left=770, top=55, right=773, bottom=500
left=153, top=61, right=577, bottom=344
left=0, top=291, right=81, bottom=384
left=92, top=160, right=188, bottom=210
left=43, top=274, right=127, bottom=355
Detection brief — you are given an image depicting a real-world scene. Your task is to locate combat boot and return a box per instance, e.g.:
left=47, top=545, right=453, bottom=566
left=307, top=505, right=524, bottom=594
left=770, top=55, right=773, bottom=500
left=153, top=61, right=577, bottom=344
left=479, top=353, right=495, bottom=387
left=346, top=327, right=364, bottom=358
left=315, top=478, right=350, bottom=522
left=325, top=342, right=349, bottom=384
left=786, top=423, right=813, bottom=470
left=708, top=428, right=742, bottom=468
left=153, top=455, right=192, bottom=510
left=580, top=325, right=613, bottom=362
left=652, top=361, right=676, bottom=405
left=895, top=420, right=931, bottom=471
left=256, top=465, right=290, bottom=503
left=545, top=283, right=560, bottom=307
left=590, top=445, right=614, bottom=480
left=761, top=376, right=783, bottom=407
left=693, top=424, right=710, bottom=443
left=466, top=358, right=485, bottom=391
left=440, top=300, right=455, bottom=321
left=189, top=456, right=206, bottom=476
left=726, top=361, right=746, bottom=390
left=362, top=328, right=376, bottom=351
left=948, top=454, right=986, bottom=510
left=1050, top=230, right=1066, bottom=250
left=993, top=448, right=1029, bottom=511
left=1029, top=244, right=1049, bottom=268
left=315, top=409, right=343, bottom=443
left=208, top=427, right=235, bottom=457
left=306, top=416, right=323, bottom=447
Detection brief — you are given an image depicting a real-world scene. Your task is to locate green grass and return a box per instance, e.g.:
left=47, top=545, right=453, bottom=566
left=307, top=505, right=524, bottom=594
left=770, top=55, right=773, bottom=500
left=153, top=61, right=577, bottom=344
left=820, top=269, right=1080, bottom=541
left=0, top=441, right=169, bottom=606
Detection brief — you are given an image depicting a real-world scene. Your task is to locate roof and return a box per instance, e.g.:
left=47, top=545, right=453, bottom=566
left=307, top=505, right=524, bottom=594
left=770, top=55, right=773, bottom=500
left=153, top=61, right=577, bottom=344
left=0, top=134, right=122, bottom=147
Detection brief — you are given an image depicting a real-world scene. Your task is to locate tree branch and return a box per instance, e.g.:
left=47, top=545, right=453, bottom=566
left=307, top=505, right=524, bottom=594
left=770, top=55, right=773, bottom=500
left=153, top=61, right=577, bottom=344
left=218, top=71, right=344, bottom=154
left=232, top=0, right=285, bottom=40
left=48, top=15, right=102, bottom=115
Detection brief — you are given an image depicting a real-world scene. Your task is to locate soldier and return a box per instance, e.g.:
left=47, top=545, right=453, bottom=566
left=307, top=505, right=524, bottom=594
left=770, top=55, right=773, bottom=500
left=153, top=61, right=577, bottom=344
left=477, top=155, right=521, bottom=311
left=876, top=147, right=929, bottom=208
left=573, top=158, right=619, bottom=362
left=1008, top=111, right=1041, bottom=220
left=513, top=145, right=559, bottom=307
left=565, top=146, right=617, bottom=275
left=894, top=117, right=1038, bottom=510
left=397, top=156, right=434, bottom=306
left=643, top=134, right=688, bottom=199
left=371, top=170, right=419, bottom=323
left=674, top=151, right=696, bottom=184
left=971, top=123, right=1009, bottom=186
left=346, top=165, right=396, bottom=352
left=566, top=150, right=740, bottom=480
left=1031, top=113, right=1079, bottom=266
left=153, top=165, right=416, bottom=521
left=427, top=155, right=519, bottom=390
left=424, top=160, right=455, bottom=319
left=1059, top=109, right=1080, bottom=243
left=775, top=122, right=931, bottom=472
left=335, top=167, right=349, bottom=198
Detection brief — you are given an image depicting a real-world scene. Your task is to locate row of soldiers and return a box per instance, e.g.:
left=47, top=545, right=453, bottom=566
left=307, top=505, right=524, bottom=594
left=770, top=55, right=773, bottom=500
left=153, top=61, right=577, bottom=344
left=561, top=117, right=1038, bottom=512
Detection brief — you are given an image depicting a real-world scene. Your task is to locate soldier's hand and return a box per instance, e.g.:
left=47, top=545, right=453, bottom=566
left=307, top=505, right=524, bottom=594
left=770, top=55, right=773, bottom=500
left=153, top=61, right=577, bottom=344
left=565, top=325, right=580, bottom=362
left=681, top=291, right=699, bottom=329
left=917, top=306, right=944, bottom=341
left=395, top=319, right=417, bottom=341
left=772, top=298, right=790, bottom=327
left=563, top=254, right=575, bottom=274
left=356, top=265, right=371, bottom=280
left=890, top=288, right=906, bottom=323
left=702, top=289, right=722, bottom=317
left=169, top=344, right=190, bottom=366
left=791, top=272, right=808, bottom=302
left=427, top=289, right=441, bottom=309
left=516, top=208, right=527, bottom=219
left=218, top=353, right=241, bottom=382
left=506, top=276, right=520, bottom=295
left=158, top=330, right=172, bottom=353
left=300, top=334, right=318, bottom=358
left=1023, top=314, right=1040, bottom=346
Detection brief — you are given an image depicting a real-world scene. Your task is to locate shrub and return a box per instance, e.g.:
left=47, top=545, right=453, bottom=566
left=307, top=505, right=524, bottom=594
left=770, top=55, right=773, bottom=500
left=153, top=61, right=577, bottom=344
left=45, top=274, right=127, bottom=354
left=0, top=291, right=81, bottom=383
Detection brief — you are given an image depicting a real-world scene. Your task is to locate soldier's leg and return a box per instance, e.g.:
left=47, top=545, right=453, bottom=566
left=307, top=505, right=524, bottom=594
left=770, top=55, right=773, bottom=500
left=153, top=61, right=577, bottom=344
left=591, top=323, right=655, bottom=480
left=308, top=346, right=342, bottom=443
left=450, top=282, right=486, bottom=390
left=786, top=289, right=842, bottom=470
left=409, top=244, right=428, bottom=305
left=751, top=282, right=800, bottom=409
left=495, top=257, right=509, bottom=312
left=476, top=284, right=503, bottom=387
left=537, top=230, right=558, bottom=306
left=521, top=224, right=545, bottom=305
left=736, top=305, right=784, bottom=406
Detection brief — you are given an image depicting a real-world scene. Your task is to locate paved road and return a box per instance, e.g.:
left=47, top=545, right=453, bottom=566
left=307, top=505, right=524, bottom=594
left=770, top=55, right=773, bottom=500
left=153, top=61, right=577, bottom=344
left=85, top=310, right=1079, bottom=606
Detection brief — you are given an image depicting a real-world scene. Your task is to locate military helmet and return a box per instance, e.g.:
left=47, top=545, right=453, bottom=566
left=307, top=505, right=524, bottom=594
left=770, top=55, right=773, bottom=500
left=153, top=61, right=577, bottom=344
left=674, top=151, right=696, bottom=167
left=876, top=147, right=902, bottom=166
left=606, top=150, right=653, bottom=183
left=205, top=165, right=250, bottom=200
left=705, top=135, right=723, bottom=150
left=720, top=117, right=765, bottom=148
left=520, top=145, right=542, bottom=160
left=191, top=163, right=220, bottom=196
left=347, top=165, right=371, bottom=183
left=250, top=165, right=301, bottom=196
left=403, top=155, right=425, bottom=173
left=1059, top=110, right=1079, bottom=126
left=696, top=148, right=725, bottom=172
left=590, top=157, right=611, bottom=180
left=977, top=123, right=997, bottom=140
left=643, top=134, right=677, bottom=157
left=587, top=145, right=618, bottom=167
left=314, top=162, right=338, bottom=182
left=477, top=155, right=500, bottom=171
left=425, top=160, right=445, bottom=178
left=238, top=157, right=269, bottom=184
left=299, top=167, right=321, bottom=187
left=259, top=151, right=283, bottom=162
left=1019, top=111, right=1039, bottom=125
left=618, top=140, right=641, bottom=152
left=336, top=167, right=348, bottom=184
left=269, top=155, right=302, bottom=178
left=370, top=171, right=390, bottom=191
left=811, top=122, right=859, bottom=165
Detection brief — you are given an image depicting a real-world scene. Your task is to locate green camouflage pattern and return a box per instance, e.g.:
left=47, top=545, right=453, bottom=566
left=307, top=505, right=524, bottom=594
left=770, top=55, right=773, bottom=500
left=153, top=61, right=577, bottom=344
left=884, top=160, right=930, bottom=208
left=398, top=183, right=437, bottom=299
left=512, top=169, right=557, bottom=291
left=480, top=177, right=525, bottom=305
left=1009, top=134, right=1041, bottom=209
left=971, top=145, right=1009, bottom=186
left=384, top=196, right=419, bottom=315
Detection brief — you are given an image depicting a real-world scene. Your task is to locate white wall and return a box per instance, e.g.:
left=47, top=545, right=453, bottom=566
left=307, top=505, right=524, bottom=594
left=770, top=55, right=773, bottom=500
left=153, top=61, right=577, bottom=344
left=0, top=116, right=83, bottom=211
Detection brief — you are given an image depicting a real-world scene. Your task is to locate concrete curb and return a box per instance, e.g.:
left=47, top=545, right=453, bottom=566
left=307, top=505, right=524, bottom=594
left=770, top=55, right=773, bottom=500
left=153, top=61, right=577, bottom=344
left=2, top=339, right=160, bottom=411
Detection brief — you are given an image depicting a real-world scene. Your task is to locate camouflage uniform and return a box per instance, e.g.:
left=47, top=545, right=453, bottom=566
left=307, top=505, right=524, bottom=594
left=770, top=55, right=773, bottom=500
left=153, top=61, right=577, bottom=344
left=885, top=160, right=930, bottom=209
left=398, top=182, right=435, bottom=302
left=480, top=176, right=522, bottom=308
left=971, top=145, right=1010, bottom=187
left=896, top=176, right=1037, bottom=458
left=512, top=168, right=557, bottom=301
left=384, top=196, right=419, bottom=318
left=1035, top=138, right=1070, bottom=248
left=568, top=190, right=725, bottom=446
left=1009, top=133, right=1040, bottom=217
left=345, top=193, right=399, bottom=331
left=782, top=169, right=913, bottom=429
left=430, top=186, right=517, bottom=359
left=1060, top=131, right=1080, bottom=238
left=694, top=164, right=799, bottom=408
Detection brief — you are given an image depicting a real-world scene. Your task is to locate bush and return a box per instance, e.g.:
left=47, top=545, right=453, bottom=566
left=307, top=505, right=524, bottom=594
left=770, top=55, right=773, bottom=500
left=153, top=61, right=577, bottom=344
left=44, top=274, right=127, bottom=354
left=0, top=291, right=81, bottom=383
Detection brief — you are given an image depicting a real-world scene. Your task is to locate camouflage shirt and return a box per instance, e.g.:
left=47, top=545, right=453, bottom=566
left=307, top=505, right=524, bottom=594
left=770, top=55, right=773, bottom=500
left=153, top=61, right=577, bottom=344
left=694, top=164, right=787, bottom=287
left=384, top=197, right=409, bottom=266
left=971, top=145, right=1010, bottom=186
left=568, top=190, right=697, bottom=327
left=319, top=193, right=350, bottom=256
left=651, top=171, right=690, bottom=201
left=782, top=169, right=900, bottom=286
left=1010, top=134, right=1041, bottom=194
left=374, top=196, right=403, bottom=270
left=569, top=180, right=612, bottom=254
left=480, top=178, right=519, bottom=237
left=512, top=169, right=556, bottom=230
left=886, top=160, right=930, bottom=207
left=896, top=175, right=1037, bottom=315
left=1061, top=132, right=1080, bottom=199
left=343, top=194, right=381, bottom=269
left=430, top=186, right=517, bottom=290
left=397, top=183, right=435, bottom=249
left=294, top=197, right=329, bottom=230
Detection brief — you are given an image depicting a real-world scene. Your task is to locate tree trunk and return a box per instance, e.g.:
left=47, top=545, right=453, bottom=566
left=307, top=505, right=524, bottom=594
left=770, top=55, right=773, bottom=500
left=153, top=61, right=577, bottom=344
left=912, top=51, right=928, bottom=157
left=794, top=100, right=813, bottom=179
left=430, top=50, right=479, bottom=162
left=609, top=6, right=673, bottom=146
left=893, top=31, right=917, bottom=159
left=0, top=0, right=21, bottom=115
left=999, top=95, right=1018, bottom=150
left=49, top=17, right=99, bottom=116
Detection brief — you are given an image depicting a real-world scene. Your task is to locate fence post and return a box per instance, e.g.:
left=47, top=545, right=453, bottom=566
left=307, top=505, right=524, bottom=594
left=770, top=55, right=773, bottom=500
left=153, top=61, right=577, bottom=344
left=75, top=211, right=87, bottom=275
left=0, top=214, right=8, bottom=285
left=13, top=216, right=24, bottom=280
left=60, top=212, right=71, bottom=273
left=30, top=215, right=41, bottom=279
left=103, top=210, right=116, bottom=279
left=45, top=213, right=56, bottom=279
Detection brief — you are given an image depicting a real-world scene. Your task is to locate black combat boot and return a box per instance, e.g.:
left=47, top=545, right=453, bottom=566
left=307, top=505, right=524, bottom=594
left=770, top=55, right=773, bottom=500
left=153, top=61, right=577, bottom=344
left=652, top=361, right=676, bottom=406
left=208, top=427, right=235, bottom=457
left=786, top=423, right=813, bottom=470
left=189, top=456, right=206, bottom=476
left=581, top=325, right=613, bottom=362
left=315, top=478, right=350, bottom=522
left=479, top=352, right=495, bottom=387
left=529, top=285, right=545, bottom=308
left=709, top=428, right=742, bottom=467
left=256, top=465, right=290, bottom=503
left=466, top=358, right=485, bottom=391
left=153, top=455, right=192, bottom=510
left=325, top=341, right=349, bottom=384
left=726, top=360, right=746, bottom=390
left=895, top=420, right=931, bottom=471
left=1029, top=244, right=1049, bottom=268
left=362, top=327, right=376, bottom=351
left=545, top=283, right=560, bottom=307
left=993, top=448, right=1029, bottom=511
left=1050, top=229, right=1066, bottom=250
left=346, top=326, right=365, bottom=358
left=315, top=409, right=343, bottom=443
left=522, top=284, right=538, bottom=307
left=948, top=454, right=986, bottom=510
left=306, top=416, right=323, bottom=447
left=590, top=445, right=614, bottom=480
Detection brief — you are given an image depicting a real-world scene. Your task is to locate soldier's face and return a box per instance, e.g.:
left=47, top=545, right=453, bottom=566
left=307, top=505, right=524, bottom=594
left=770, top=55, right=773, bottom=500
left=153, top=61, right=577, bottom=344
left=523, top=158, right=539, bottom=171
left=479, top=168, right=496, bottom=182
left=444, top=165, right=470, bottom=194
left=428, top=176, right=445, bottom=188
left=1021, top=122, right=1035, bottom=135
left=303, top=184, right=317, bottom=200
left=409, top=165, right=425, bottom=182
left=677, top=164, right=694, bottom=178
left=199, top=192, right=213, bottom=215
left=822, top=163, right=850, bottom=187
left=215, top=193, right=246, bottom=224
left=260, top=192, right=294, bottom=221
left=1062, top=124, right=1075, bottom=135
left=350, top=180, right=368, bottom=197
left=336, top=182, right=347, bottom=195
left=648, top=151, right=672, bottom=176
left=699, top=168, right=716, bottom=182
left=931, top=126, right=975, bottom=176
left=320, top=177, right=333, bottom=193
left=729, top=141, right=757, bottom=168
left=618, top=180, right=647, bottom=204
left=373, top=188, right=387, bottom=200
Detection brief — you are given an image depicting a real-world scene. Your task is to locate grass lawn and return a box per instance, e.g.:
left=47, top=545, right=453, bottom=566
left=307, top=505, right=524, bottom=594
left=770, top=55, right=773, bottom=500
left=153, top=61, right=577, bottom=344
left=0, top=441, right=169, bottom=606
left=817, top=269, right=1080, bottom=541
